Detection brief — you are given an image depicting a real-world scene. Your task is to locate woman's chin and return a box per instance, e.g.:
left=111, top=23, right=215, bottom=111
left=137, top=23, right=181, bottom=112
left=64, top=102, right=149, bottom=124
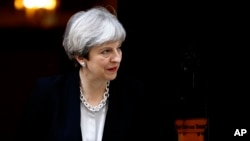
left=107, top=74, right=117, bottom=80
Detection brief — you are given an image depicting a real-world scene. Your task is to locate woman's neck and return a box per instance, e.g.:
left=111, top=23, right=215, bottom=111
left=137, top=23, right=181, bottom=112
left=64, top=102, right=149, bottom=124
left=79, top=69, right=108, bottom=106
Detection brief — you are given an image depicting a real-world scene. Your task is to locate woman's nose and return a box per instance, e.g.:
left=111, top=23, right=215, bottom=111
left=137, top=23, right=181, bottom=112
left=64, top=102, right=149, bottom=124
left=111, top=51, right=122, bottom=63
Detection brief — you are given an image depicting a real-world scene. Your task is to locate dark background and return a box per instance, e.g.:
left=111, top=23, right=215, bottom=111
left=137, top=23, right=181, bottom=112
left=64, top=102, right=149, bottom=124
left=1, top=0, right=249, bottom=141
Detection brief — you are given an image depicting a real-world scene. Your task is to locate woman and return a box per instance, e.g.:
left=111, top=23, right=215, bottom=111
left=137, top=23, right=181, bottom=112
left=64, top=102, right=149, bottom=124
left=15, top=6, right=147, bottom=141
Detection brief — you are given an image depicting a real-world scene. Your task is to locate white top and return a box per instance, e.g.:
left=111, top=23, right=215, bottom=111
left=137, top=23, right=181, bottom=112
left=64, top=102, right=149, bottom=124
left=80, top=102, right=108, bottom=141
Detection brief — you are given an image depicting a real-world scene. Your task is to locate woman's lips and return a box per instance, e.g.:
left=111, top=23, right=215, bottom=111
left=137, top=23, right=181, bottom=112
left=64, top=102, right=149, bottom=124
left=107, top=67, right=118, bottom=72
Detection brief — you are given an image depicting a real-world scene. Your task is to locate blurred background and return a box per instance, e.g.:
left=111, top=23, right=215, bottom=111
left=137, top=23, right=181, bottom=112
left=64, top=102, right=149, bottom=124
left=1, top=0, right=248, bottom=141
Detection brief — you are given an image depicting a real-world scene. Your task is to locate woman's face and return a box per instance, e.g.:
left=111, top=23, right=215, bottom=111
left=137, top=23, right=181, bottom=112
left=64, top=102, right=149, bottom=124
left=85, top=41, right=122, bottom=81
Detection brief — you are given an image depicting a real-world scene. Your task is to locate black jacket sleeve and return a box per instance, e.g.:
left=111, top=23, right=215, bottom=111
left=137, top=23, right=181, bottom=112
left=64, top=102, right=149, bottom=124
left=14, top=76, right=60, bottom=141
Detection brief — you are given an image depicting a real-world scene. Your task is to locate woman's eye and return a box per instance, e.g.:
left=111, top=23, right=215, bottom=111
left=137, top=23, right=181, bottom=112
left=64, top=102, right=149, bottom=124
left=102, top=50, right=109, bottom=54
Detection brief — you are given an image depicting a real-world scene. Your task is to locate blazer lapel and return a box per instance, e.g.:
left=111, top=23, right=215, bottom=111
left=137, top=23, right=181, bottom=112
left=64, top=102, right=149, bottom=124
left=102, top=78, right=133, bottom=141
left=61, top=70, right=82, bottom=141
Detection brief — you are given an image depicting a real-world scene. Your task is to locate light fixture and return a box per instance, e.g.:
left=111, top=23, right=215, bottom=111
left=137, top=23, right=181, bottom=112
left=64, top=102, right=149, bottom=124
left=14, top=0, right=59, bottom=28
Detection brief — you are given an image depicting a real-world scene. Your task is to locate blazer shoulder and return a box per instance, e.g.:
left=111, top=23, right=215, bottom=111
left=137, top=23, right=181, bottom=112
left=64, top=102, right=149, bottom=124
left=32, top=70, right=79, bottom=94
left=33, top=74, right=63, bottom=90
left=26, top=74, right=63, bottom=102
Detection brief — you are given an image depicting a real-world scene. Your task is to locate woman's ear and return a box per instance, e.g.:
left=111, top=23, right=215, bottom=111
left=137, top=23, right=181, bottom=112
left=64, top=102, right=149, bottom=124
left=75, top=56, right=86, bottom=67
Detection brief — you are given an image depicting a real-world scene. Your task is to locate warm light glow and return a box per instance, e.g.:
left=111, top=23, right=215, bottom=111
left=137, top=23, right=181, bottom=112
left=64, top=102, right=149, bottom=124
left=13, top=0, right=59, bottom=28
left=14, top=0, right=24, bottom=10
left=14, top=0, right=57, bottom=10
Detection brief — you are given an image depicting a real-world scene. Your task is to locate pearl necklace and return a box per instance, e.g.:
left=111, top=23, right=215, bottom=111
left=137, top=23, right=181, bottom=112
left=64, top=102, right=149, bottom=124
left=80, top=81, right=110, bottom=112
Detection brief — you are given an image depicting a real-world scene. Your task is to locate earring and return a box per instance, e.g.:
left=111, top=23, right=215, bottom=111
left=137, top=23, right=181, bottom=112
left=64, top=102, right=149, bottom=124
left=80, top=62, right=86, bottom=67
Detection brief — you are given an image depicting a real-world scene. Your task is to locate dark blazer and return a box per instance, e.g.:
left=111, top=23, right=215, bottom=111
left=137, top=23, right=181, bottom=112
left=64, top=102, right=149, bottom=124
left=15, top=69, right=148, bottom=141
